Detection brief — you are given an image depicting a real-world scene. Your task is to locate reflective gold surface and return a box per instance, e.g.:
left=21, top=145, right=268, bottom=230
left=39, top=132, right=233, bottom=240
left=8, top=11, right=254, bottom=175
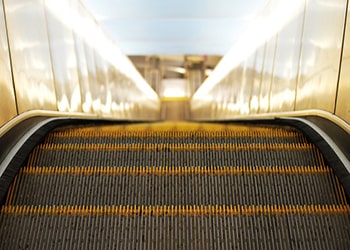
left=71, top=1, right=92, bottom=113
left=2, top=0, right=350, bottom=127
left=259, top=36, right=277, bottom=113
left=270, top=12, right=303, bottom=112
left=73, top=33, right=92, bottom=113
left=93, top=52, right=109, bottom=115
left=250, top=47, right=264, bottom=114
left=295, top=0, right=346, bottom=112
left=336, top=3, right=350, bottom=122
left=5, top=0, right=57, bottom=113
left=0, top=0, right=160, bottom=126
left=45, top=0, right=82, bottom=112
left=191, top=0, right=350, bottom=126
left=0, top=1, right=17, bottom=127
left=192, top=1, right=307, bottom=118
left=85, top=47, right=100, bottom=113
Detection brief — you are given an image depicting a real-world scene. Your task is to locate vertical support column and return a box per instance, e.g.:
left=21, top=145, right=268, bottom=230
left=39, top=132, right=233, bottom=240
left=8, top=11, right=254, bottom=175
left=185, top=56, right=205, bottom=96
left=145, top=56, right=161, bottom=93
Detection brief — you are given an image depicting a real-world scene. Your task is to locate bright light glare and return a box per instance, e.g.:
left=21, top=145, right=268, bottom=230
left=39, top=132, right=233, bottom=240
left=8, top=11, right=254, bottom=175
left=161, top=79, right=189, bottom=98
left=46, top=0, right=160, bottom=111
left=250, top=95, right=259, bottom=111
left=193, top=0, right=305, bottom=100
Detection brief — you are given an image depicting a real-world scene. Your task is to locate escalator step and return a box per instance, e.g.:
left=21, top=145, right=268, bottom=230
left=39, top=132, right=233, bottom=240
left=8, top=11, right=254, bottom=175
left=0, top=122, right=349, bottom=249
left=46, top=126, right=307, bottom=145
left=29, top=142, right=324, bottom=167
left=1, top=205, right=349, bottom=249
left=7, top=166, right=346, bottom=206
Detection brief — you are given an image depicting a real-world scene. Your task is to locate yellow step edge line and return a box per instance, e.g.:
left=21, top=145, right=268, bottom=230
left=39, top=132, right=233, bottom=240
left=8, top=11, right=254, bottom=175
left=52, top=124, right=294, bottom=130
left=160, top=97, right=190, bottom=102
left=52, top=125, right=289, bottom=130
left=22, top=166, right=331, bottom=175
left=37, top=143, right=315, bottom=151
left=49, top=126, right=299, bottom=132
left=335, top=177, right=348, bottom=205
left=4, top=175, right=18, bottom=206
left=48, top=131, right=303, bottom=139
left=2, top=205, right=349, bottom=216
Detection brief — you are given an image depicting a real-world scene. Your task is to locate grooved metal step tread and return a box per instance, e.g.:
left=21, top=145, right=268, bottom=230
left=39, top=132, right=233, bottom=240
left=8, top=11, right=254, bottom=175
left=0, top=122, right=349, bottom=249
left=7, top=166, right=346, bottom=206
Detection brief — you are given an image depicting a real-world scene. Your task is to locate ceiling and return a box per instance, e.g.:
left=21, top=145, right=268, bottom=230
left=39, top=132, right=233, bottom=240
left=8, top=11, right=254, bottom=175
left=82, top=0, right=268, bottom=56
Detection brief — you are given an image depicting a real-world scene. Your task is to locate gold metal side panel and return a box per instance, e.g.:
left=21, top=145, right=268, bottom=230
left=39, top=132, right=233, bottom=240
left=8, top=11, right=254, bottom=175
left=296, top=0, right=347, bottom=112
left=4, top=0, right=57, bottom=113
left=270, top=12, right=304, bottom=112
left=45, top=0, right=82, bottom=112
left=0, top=1, right=17, bottom=127
left=336, top=3, right=350, bottom=123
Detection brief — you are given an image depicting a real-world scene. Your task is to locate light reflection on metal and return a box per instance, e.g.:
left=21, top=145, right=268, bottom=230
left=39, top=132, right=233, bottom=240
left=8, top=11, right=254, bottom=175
left=0, top=1, right=17, bottom=127
left=5, top=0, right=57, bottom=113
left=296, top=0, right=346, bottom=112
left=335, top=1, right=350, bottom=122
left=0, top=0, right=160, bottom=126
left=191, top=0, right=350, bottom=127
left=45, top=0, right=82, bottom=112
left=193, top=0, right=305, bottom=100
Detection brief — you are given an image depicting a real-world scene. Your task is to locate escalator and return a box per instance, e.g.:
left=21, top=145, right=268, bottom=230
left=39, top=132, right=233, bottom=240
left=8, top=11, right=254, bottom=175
left=0, top=121, right=349, bottom=249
